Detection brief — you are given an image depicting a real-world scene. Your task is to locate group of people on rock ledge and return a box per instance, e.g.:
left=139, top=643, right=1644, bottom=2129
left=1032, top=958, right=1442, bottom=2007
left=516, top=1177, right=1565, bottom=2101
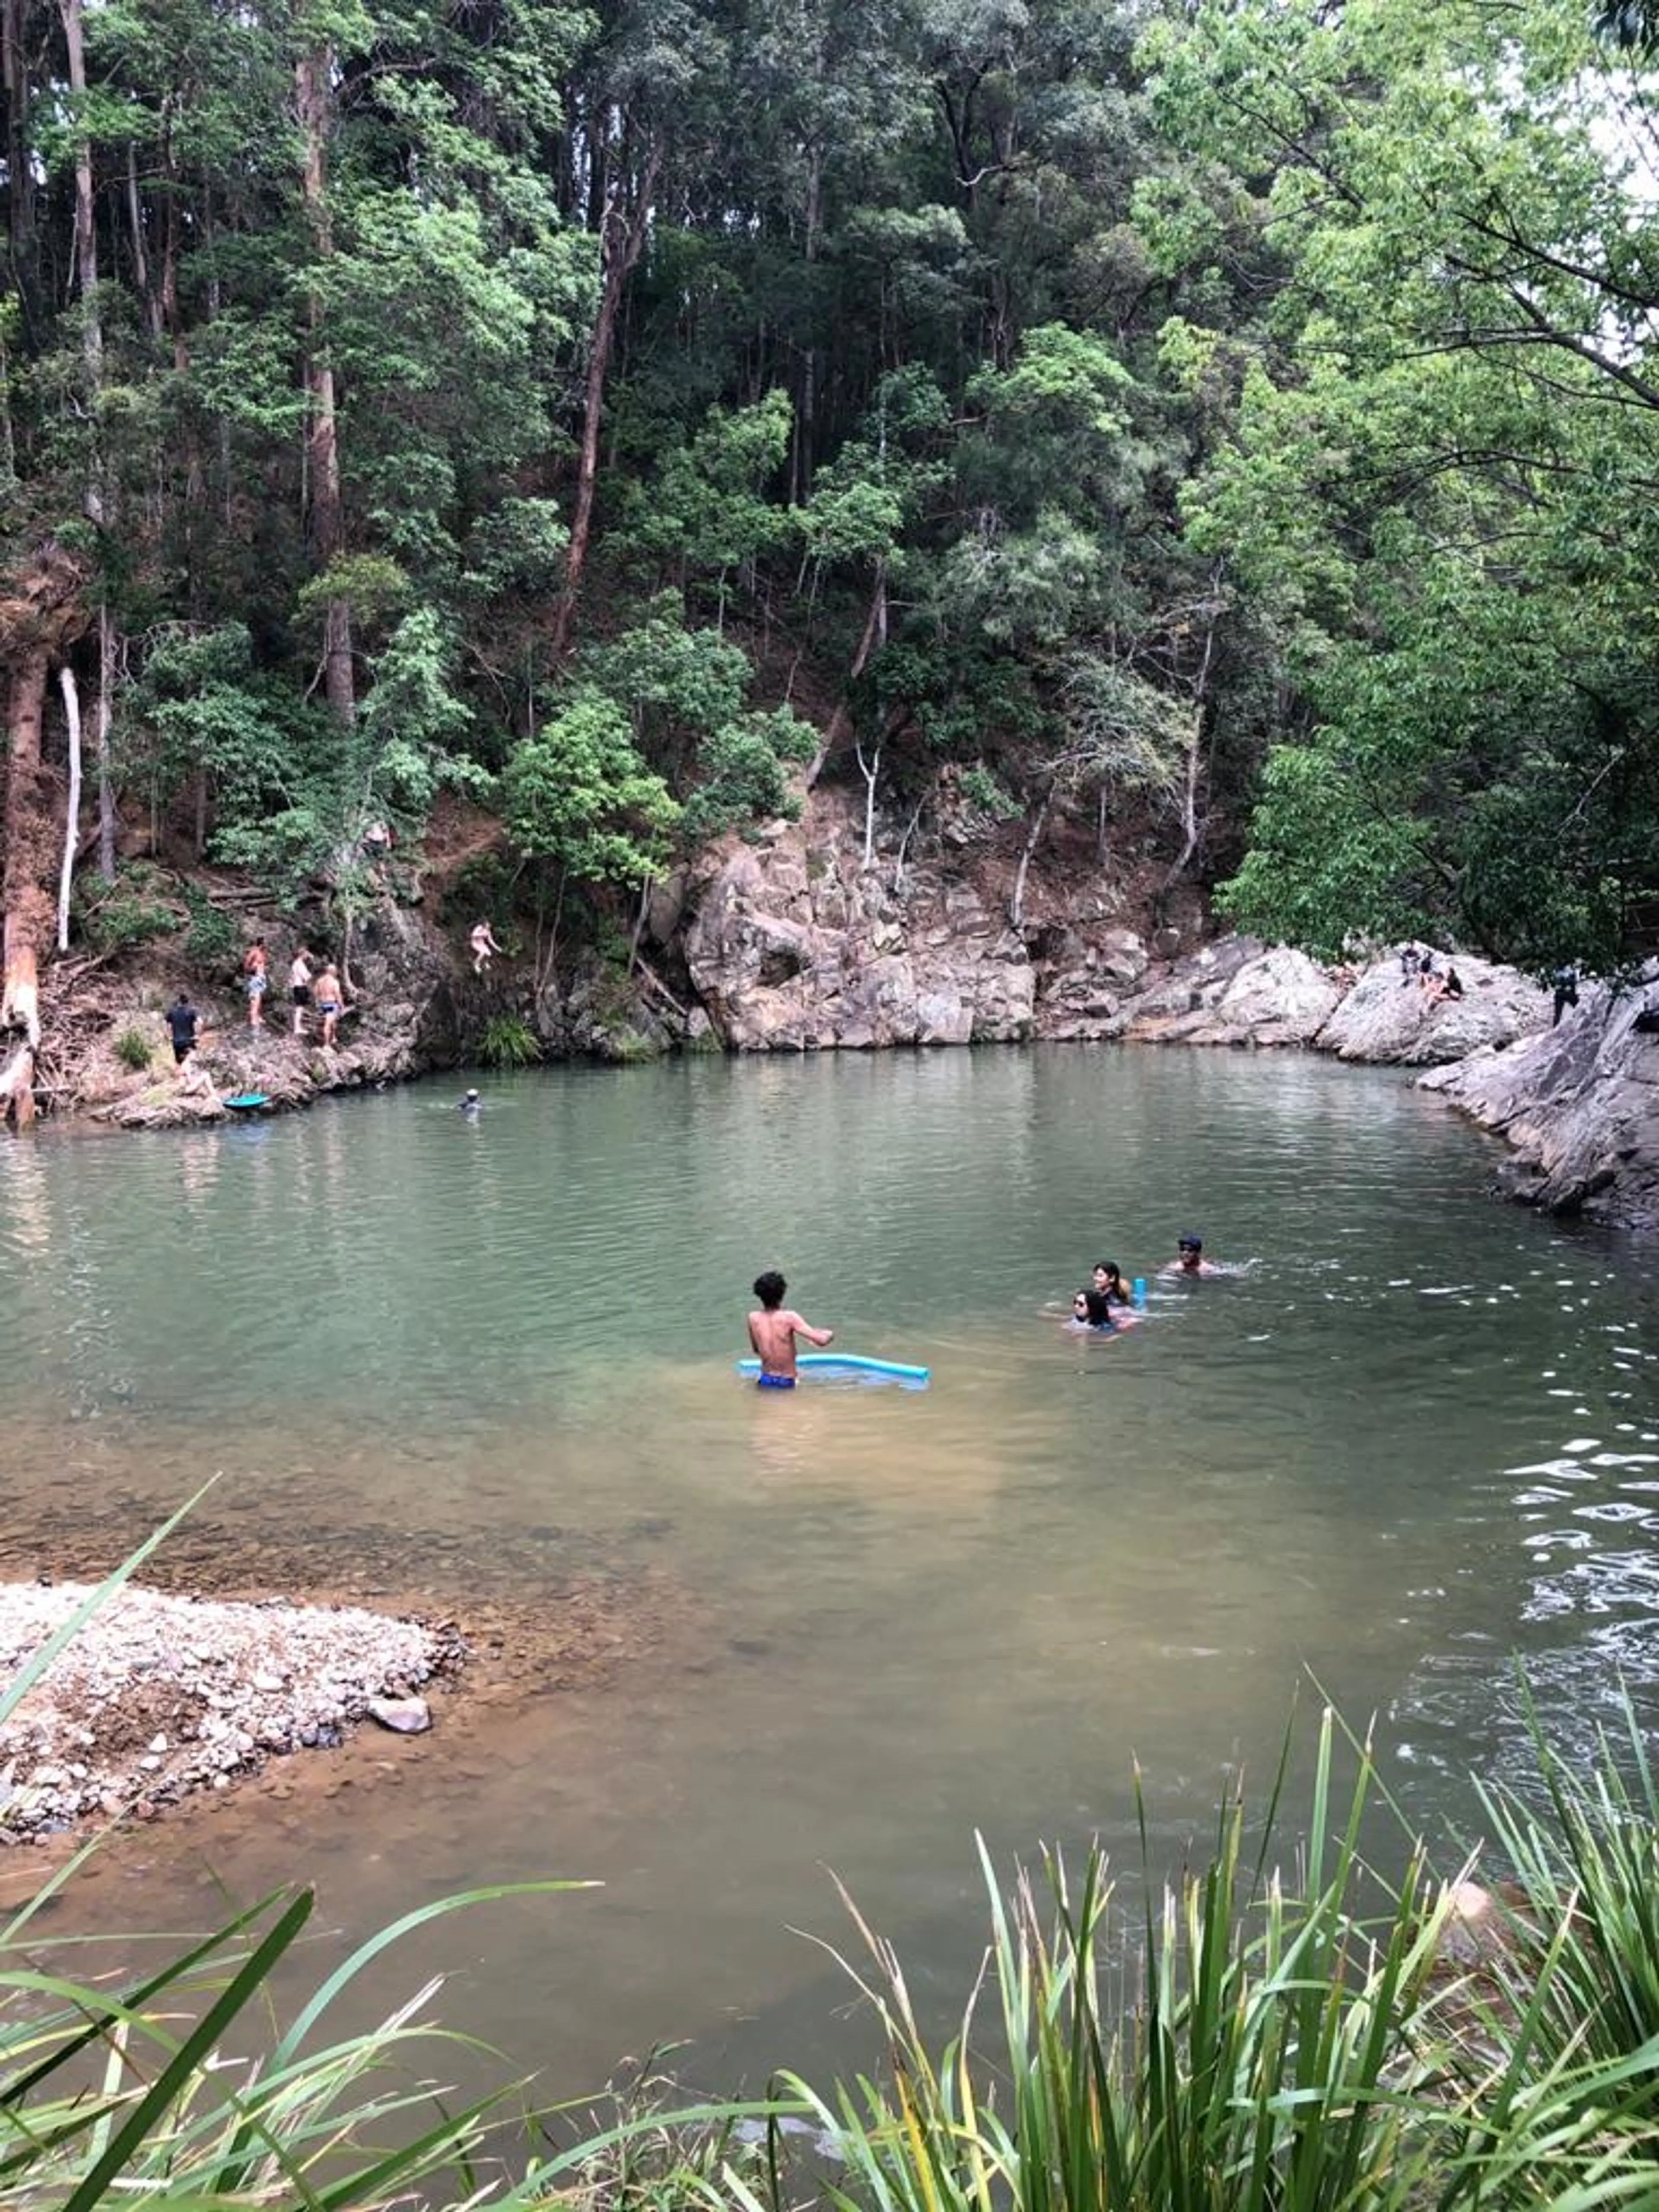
left=160, top=941, right=346, bottom=1067
left=1398, top=942, right=1465, bottom=1007
left=240, top=941, right=347, bottom=1046
left=156, top=912, right=505, bottom=1079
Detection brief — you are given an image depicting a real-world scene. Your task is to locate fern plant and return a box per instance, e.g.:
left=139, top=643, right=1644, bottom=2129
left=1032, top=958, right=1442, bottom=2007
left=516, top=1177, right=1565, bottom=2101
left=476, top=1014, right=541, bottom=1069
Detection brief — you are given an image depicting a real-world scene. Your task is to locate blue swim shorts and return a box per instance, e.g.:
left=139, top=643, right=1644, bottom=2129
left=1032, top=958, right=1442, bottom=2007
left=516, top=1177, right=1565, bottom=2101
left=756, top=1373, right=796, bottom=1390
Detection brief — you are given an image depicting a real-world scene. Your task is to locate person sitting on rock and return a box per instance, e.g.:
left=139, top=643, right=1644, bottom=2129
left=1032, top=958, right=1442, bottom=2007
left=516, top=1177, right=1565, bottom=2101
left=1424, top=965, right=1465, bottom=1006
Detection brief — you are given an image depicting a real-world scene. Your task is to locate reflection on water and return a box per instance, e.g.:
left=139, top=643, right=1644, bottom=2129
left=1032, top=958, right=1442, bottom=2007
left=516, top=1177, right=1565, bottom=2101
left=1, top=1048, right=1656, bottom=2088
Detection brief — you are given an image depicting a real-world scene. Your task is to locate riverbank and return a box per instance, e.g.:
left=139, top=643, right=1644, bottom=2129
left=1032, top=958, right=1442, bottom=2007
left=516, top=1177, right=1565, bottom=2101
left=0, top=1580, right=463, bottom=1840
left=1421, top=966, right=1659, bottom=1230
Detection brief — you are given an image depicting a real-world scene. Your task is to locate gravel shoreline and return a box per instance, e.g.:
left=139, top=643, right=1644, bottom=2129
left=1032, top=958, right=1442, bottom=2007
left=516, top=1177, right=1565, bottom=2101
left=0, top=1581, right=463, bottom=1840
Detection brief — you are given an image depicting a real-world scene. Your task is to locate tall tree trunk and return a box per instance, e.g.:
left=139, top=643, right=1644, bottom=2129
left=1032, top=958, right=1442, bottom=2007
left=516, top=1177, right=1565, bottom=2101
left=792, top=145, right=822, bottom=506
left=296, top=41, right=354, bottom=725
left=3, top=0, right=36, bottom=342
left=126, top=141, right=161, bottom=339
left=1159, top=583, right=1223, bottom=898
left=553, top=135, right=663, bottom=658
left=1010, top=785, right=1052, bottom=932
left=2, top=650, right=52, bottom=1054
left=59, top=0, right=103, bottom=526
left=804, top=561, right=887, bottom=788
left=95, top=602, right=116, bottom=880
left=855, top=740, right=880, bottom=870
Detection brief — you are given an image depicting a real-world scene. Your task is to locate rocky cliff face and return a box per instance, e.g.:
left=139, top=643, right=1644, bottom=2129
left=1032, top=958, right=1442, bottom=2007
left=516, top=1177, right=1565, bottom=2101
left=683, top=795, right=1051, bottom=1049
left=677, top=794, right=1550, bottom=1068
left=1421, top=976, right=1659, bottom=1229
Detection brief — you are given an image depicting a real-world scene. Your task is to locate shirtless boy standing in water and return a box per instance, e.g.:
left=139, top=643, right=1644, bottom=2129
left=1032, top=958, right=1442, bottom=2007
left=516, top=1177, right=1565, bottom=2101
left=747, top=1271, right=834, bottom=1388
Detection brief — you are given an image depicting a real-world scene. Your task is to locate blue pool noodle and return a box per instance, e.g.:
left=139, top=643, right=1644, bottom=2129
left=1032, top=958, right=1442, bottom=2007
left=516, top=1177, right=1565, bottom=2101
left=736, top=1354, right=931, bottom=1382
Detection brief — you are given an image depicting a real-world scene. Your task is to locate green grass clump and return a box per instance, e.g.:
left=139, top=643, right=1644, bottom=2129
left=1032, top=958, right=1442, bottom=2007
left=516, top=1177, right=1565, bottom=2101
left=739, top=1705, right=1659, bottom=2212
left=477, top=1014, right=542, bottom=1068
left=114, top=1025, right=152, bottom=1071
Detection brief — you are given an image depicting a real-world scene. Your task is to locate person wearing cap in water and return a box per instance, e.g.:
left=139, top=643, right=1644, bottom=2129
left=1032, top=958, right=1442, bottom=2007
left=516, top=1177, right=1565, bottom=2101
left=1163, top=1232, right=1219, bottom=1278
left=456, top=1087, right=482, bottom=1115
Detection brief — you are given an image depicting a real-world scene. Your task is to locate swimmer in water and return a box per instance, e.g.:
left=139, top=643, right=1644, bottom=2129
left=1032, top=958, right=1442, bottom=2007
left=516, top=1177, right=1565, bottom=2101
left=747, top=1271, right=834, bottom=1388
left=1070, top=1286, right=1137, bottom=1332
left=457, top=1087, right=482, bottom=1114
left=1092, top=1260, right=1137, bottom=1312
left=1162, top=1232, right=1220, bottom=1279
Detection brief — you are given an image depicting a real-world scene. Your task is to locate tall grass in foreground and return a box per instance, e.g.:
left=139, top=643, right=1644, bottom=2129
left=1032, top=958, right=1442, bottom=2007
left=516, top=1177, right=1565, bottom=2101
left=730, top=1708, right=1659, bottom=2212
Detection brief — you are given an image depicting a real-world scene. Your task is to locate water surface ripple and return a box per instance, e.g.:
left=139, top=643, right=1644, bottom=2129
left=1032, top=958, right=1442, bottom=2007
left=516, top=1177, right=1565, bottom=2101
left=2, top=1048, right=1655, bottom=2084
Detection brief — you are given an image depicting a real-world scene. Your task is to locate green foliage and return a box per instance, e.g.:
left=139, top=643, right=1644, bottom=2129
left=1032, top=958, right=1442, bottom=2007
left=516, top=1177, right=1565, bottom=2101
left=11, top=0, right=1654, bottom=964
left=180, top=888, right=238, bottom=971
left=1149, top=0, right=1659, bottom=969
left=77, top=865, right=180, bottom=954
left=754, top=1699, right=1659, bottom=2212
left=505, top=690, right=680, bottom=888
left=475, top=1015, right=542, bottom=1069
left=622, top=394, right=796, bottom=598
left=582, top=603, right=813, bottom=841
left=956, top=766, right=1023, bottom=822
left=114, top=1025, right=153, bottom=1071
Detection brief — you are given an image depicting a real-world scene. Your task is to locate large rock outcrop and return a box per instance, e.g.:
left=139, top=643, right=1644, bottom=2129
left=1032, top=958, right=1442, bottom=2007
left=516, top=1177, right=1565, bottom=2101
left=1420, top=975, right=1659, bottom=1228
left=680, top=795, right=1556, bottom=1068
left=1121, top=940, right=1342, bottom=1048
left=1316, top=957, right=1549, bottom=1065
left=683, top=805, right=1039, bottom=1049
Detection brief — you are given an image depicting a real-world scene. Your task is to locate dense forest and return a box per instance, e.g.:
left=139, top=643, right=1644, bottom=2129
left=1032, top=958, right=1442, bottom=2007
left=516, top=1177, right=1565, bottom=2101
left=3, top=0, right=1659, bottom=1090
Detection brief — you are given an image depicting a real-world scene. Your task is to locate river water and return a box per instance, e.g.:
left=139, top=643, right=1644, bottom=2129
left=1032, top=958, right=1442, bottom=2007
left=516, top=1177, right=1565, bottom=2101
left=2, top=1048, right=1656, bottom=2092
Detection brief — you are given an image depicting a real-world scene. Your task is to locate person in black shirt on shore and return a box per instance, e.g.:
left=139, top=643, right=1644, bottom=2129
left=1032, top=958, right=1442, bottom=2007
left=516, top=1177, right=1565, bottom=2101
left=165, top=992, right=200, bottom=1065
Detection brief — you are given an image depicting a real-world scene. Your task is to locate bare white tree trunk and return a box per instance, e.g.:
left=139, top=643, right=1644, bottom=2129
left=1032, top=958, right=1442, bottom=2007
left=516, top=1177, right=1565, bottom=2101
left=855, top=741, right=881, bottom=870
left=56, top=666, right=83, bottom=950
left=1010, top=787, right=1052, bottom=932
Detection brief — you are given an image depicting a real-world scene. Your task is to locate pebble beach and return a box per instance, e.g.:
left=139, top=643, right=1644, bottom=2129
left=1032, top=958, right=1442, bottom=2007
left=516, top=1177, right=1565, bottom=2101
left=0, top=1580, right=462, bottom=1840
